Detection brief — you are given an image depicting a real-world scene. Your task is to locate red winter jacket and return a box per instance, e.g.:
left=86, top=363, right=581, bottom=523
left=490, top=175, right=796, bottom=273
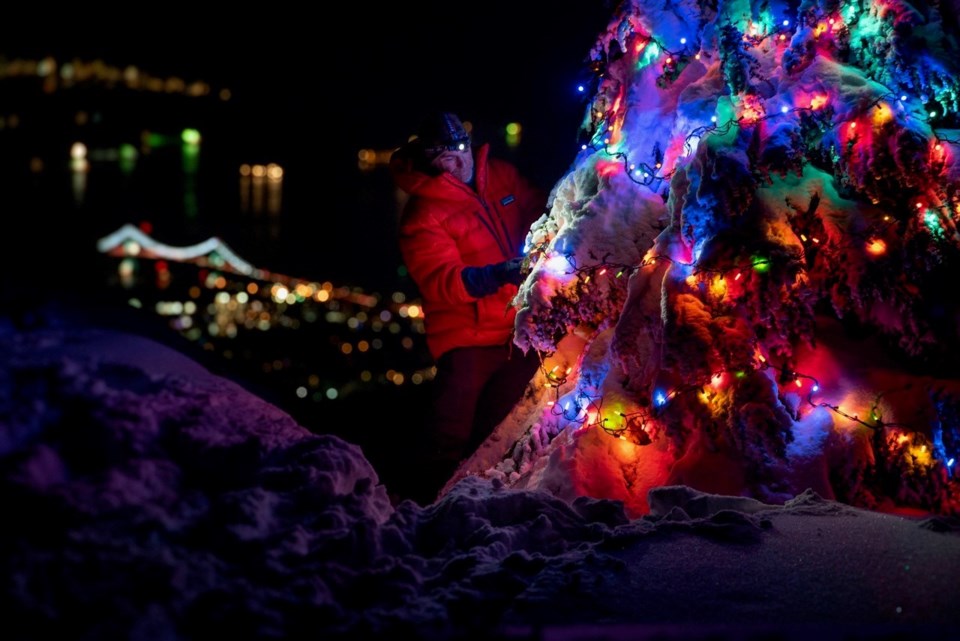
left=391, top=143, right=546, bottom=360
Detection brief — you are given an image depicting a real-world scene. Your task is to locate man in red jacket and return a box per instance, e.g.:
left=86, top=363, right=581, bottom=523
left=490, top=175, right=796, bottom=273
left=391, top=111, right=546, bottom=503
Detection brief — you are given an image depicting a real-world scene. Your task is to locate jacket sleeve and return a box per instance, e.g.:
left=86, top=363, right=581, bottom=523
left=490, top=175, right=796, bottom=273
left=399, top=206, right=478, bottom=304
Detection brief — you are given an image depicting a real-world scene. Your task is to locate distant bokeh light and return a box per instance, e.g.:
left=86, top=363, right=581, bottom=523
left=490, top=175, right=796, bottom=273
left=119, top=144, right=138, bottom=175
left=123, top=65, right=139, bottom=86
left=239, top=163, right=283, bottom=216
left=358, top=148, right=395, bottom=171
left=36, top=57, right=55, bottom=77
left=181, top=129, right=201, bottom=145
left=505, top=122, right=522, bottom=148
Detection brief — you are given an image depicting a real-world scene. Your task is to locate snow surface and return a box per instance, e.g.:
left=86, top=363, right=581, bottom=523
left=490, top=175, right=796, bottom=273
left=3, top=310, right=959, bottom=640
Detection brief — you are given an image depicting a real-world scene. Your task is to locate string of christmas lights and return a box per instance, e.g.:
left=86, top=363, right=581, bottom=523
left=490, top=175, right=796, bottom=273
left=534, top=340, right=956, bottom=475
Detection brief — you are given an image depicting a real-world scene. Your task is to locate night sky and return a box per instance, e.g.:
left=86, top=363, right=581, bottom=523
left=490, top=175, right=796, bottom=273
left=1, top=2, right=617, bottom=189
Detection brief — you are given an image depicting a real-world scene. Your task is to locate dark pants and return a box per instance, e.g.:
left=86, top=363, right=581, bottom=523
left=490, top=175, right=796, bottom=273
left=417, top=343, right=540, bottom=498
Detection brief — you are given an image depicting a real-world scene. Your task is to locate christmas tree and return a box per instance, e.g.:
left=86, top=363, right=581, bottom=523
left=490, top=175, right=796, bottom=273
left=460, top=0, right=960, bottom=517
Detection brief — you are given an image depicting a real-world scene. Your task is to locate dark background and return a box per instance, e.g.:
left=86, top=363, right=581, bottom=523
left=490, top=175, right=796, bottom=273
left=0, top=3, right=616, bottom=184
left=0, top=2, right=617, bottom=290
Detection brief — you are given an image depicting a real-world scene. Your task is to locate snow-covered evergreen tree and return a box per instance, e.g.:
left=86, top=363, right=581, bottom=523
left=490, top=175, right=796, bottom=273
left=481, top=0, right=960, bottom=516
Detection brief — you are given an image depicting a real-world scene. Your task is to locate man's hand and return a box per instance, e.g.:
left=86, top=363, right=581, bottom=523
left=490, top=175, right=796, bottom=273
left=495, top=257, right=525, bottom=286
left=462, top=257, right=527, bottom=297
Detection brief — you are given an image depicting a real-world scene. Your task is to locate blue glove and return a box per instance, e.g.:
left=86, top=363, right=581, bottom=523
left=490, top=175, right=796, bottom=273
left=461, top=258, right=524, bottom=297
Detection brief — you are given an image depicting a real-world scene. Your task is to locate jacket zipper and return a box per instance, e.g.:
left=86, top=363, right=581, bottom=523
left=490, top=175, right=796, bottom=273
left=449, top=179, right=514, bottom=259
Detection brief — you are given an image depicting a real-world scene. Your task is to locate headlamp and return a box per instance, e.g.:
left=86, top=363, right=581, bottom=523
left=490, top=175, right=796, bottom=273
left=424, top=139, right=470, bottom=159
